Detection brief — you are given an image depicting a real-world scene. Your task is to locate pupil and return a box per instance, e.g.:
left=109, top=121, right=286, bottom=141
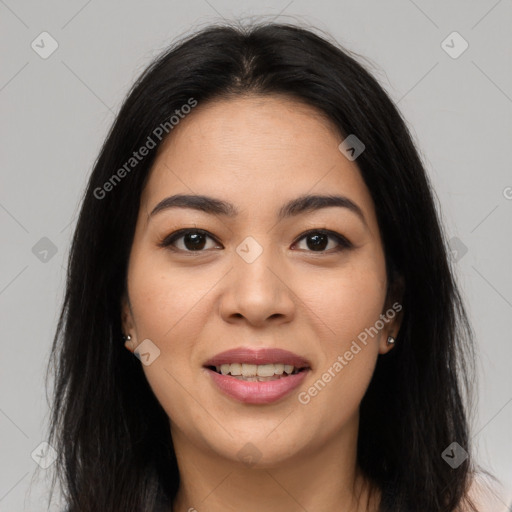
left=307, top=233, right=328, bottom=251
left=185, top=232, right=206, bottom=250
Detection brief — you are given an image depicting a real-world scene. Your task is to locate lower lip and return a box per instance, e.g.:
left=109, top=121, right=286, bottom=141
left=205, top=368, right=309, bottom=404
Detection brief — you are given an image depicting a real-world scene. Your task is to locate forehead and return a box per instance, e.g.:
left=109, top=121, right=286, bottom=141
left=140, top=94, right=376, bottom=226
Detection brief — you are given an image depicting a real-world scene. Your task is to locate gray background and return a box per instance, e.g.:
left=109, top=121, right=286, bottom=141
left=1, top=1, right=511, bottom=510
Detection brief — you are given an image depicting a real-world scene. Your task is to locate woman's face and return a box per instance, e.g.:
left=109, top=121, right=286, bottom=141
left=122, top=94, right=401, bottom=467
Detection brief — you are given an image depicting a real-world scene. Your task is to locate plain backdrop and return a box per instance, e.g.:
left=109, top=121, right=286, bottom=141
left=1, top=1, right=511, bottom=510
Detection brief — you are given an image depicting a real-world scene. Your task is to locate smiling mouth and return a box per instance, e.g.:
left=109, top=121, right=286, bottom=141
left=206, top=363, right=309, bottom=382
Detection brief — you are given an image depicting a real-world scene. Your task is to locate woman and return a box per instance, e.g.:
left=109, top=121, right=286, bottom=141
left=45, top=21, right=497, bottom=511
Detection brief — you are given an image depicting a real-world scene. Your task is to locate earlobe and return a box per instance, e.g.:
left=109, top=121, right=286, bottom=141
left=380, top=272, right=405, bottom=354
left=123, top=334, right=134, bottom=353
left=379, top=334, right=397, bottom=355
left=379, top=301, right=404, bottom=355
left=120, top=294, right=135, bottom=352
left=380, top=305, right=402, bottom=354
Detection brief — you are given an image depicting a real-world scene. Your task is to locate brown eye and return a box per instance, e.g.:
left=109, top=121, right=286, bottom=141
left=159, top=229, right=221, bottom=252
left=293, top=230, right=352, bottom=253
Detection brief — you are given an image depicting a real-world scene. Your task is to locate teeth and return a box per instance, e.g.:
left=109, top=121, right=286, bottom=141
left=215, top=363, right=300, bottom=376
left=257, top=364, right=275, bottom=377
left=242, top=364, right=257, bottom=377
left=229, top=363, right=242, bottom=375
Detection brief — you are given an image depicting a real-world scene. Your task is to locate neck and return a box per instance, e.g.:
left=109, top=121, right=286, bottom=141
left=169, top=413, right=380, bottom=512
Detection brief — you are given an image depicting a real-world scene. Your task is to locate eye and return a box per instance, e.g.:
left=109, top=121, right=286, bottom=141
left=292, top=229, right=352, bottom=253
left=158, top=229, right=221, bottom=253
left=158, top=228, right=352, bottom=254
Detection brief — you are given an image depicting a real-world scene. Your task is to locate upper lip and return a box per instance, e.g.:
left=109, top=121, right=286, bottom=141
left=203, top=347, right=311, bottom=368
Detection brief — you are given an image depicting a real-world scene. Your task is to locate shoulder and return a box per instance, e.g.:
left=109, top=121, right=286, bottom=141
left=462, top=473, right=510, bottom=512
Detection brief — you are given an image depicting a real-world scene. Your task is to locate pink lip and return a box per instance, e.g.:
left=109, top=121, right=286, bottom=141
left=203, top=347, right=311, bottom=368
left=203, top=347, right=311, bottom=405
left=205, top=367, right=309, bottom=404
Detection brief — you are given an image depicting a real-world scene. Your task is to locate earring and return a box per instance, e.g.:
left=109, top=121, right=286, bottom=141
left=386, top=336, right=395, bottom=347
left=123, top=334, right=134, bottom=353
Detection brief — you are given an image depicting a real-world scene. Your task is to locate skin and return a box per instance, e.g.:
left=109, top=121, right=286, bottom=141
left=121, top=94, right=403, bottom=512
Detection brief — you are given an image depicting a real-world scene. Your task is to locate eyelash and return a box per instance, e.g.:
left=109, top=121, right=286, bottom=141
left=157, top=228, right=352, bottom=255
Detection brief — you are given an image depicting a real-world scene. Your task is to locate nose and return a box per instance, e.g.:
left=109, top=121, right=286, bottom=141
left=218, top=247, right=296, bottom=328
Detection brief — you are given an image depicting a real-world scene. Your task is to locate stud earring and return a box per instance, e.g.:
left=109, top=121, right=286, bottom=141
left=123, top=334, right=133, bottom=353
left=386, top=336, right=395, bottom=347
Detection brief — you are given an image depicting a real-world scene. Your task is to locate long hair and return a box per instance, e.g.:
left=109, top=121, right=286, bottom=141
left=45, top=21, right=486, bottom=511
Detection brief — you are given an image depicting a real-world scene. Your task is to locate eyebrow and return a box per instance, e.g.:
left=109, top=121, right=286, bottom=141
left=149, top=193, right=367, bottom=225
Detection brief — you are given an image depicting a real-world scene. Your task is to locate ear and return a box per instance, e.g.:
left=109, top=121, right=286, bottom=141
left=121, top=293, right=136, bottom=353
left=378, top=273, right=405, bottom=355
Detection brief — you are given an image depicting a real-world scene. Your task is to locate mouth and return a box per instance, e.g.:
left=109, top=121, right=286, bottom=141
left=202, top=347, right=311, bottom=404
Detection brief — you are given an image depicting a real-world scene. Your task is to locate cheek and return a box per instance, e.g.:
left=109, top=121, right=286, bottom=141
left=299, top=254, right=387, bottom=346
left=126, top=254, right=214, bottom=425
left=125, top=253, right=209, bottom=398
left=293, top=256, right=386, bottom=429
left=127, top=251, right=216, bottom=343
left=293, top=261, right=385, bottom=435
